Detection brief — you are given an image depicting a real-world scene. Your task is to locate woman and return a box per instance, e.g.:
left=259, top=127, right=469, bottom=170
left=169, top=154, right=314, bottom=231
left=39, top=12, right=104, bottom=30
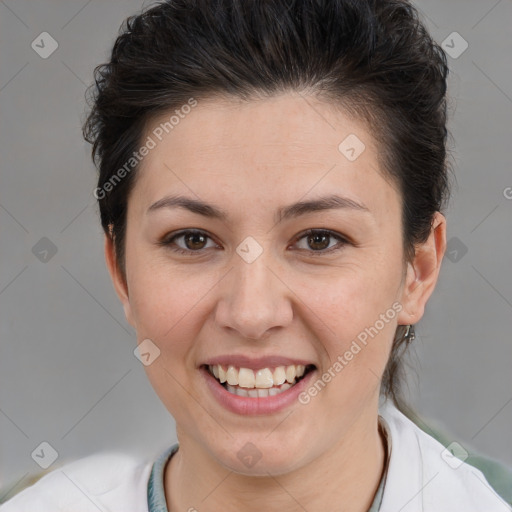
left=2, top=0, right=511, bottom=510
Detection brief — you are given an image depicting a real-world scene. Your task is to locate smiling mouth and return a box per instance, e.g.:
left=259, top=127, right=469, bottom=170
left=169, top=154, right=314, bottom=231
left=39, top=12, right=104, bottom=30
left=203, top=363, right=316, bottom=398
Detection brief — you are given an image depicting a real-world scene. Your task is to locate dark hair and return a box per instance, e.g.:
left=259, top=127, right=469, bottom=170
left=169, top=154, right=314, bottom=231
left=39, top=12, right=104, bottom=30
left=83, top=0, right=452, bottom=413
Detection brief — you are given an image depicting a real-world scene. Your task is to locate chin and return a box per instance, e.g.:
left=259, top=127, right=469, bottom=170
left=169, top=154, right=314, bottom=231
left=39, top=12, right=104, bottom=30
left=214, top=438, right=307, bottom=477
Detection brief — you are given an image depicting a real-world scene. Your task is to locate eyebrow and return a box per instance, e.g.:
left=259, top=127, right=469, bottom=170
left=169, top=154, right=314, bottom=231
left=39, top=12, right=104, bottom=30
left=146, top=194, right=370, bottom=223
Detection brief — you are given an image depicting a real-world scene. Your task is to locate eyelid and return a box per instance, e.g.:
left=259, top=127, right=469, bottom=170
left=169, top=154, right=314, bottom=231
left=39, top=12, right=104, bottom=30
left=158, top=229, right=220, bottom=253
left=159, top=228, right=350, bottom=256
left=291, top=228, right=350, bottom=254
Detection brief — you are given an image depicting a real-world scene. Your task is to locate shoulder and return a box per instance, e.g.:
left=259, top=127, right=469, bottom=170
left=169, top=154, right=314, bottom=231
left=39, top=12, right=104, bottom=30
left=379, top=401, right=512, bottom=512
left=0, top=451, right=153, bottom=512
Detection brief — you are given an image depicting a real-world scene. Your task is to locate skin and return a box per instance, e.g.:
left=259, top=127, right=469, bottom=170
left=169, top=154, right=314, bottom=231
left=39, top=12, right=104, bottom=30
left=105, top=92, right=446, bottom=512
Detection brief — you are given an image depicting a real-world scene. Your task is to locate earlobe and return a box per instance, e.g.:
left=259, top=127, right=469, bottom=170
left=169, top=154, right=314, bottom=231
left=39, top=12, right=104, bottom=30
left=397, top=212, right=447, bottom=326
left=104, top=232, right=134, bottom=327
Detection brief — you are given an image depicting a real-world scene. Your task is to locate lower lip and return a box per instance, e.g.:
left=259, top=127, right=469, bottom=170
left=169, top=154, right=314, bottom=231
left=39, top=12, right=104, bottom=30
left=200, top=366, right=317, bottom=415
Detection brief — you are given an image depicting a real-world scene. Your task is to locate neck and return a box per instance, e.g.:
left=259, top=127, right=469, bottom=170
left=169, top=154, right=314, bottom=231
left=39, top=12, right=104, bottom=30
left=165, top=407, right=386, bottom=512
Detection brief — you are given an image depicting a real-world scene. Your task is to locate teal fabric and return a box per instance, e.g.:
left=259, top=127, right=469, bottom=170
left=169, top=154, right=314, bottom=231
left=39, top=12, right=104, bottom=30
left=369, top=419, right=391, bottom=511
left=147, top=444, right=179, bottom=512
left=368, top=463, right=386, bottom=512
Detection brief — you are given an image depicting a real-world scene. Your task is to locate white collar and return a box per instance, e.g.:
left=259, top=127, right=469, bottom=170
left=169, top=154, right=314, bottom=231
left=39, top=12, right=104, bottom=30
left=378, top=400, right=511, bottom=511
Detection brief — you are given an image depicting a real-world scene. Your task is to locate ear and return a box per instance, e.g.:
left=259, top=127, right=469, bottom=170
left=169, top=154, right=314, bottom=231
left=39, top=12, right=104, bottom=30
left=397, top=211, right=447, bottom=326
left=104, top=231, right=135, bottom=328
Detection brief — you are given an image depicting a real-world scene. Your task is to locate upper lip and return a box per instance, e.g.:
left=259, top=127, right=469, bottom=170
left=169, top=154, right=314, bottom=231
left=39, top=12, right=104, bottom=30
left=201, top=355, right=316, bottom=371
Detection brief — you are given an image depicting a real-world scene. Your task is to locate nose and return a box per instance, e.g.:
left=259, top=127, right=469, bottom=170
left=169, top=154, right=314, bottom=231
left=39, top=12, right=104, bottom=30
left=214, top=252, right=294, bottom=340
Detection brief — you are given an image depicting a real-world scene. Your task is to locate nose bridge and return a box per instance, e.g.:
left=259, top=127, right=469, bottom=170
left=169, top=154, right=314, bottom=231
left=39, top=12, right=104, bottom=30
left=214, top=246, right=292, bottom=340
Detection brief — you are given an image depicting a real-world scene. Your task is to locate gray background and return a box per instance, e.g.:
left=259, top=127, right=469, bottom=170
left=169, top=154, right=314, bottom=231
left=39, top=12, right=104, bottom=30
left=1, top=0, right=511, bottom=500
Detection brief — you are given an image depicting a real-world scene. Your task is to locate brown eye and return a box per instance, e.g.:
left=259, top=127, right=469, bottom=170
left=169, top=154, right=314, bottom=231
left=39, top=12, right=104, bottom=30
left=160, top=229, right=218, bottom=254
left=183, top=231, right=208, bottom=250
left=294, top=229, right=349, bottom=254
left=307, top=232, right=331, bottom=251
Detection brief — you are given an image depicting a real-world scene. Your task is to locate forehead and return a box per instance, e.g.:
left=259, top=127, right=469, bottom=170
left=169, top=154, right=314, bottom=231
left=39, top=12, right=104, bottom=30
left=131, top=93, right=399, bottom=221
left=146, top=93, right=371, bottom=160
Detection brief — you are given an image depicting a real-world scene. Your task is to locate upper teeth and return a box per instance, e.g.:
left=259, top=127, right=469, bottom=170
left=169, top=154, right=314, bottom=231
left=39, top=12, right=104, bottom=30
left=209, top=364, right=306, bottom=389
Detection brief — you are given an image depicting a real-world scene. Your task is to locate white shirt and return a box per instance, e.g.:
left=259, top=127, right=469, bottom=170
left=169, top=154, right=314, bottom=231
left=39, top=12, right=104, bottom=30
left=378, top=401, right=511, bottom=511
left=1, top=400, right=510, bottom=511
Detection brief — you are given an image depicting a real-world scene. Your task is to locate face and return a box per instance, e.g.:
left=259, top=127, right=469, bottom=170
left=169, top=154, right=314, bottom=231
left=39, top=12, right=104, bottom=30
left=106, top=93, right=445, bottom=475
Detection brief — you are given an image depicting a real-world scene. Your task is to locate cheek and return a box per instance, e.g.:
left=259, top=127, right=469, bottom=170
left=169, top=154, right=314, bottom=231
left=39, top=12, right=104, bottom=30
left=294, top=260, right=401, bottom=338
left=125, top=255, right=213, bottom=413
left=288, top=257, right=401, bottom=394
left=126, top=246, right=216, bottom=339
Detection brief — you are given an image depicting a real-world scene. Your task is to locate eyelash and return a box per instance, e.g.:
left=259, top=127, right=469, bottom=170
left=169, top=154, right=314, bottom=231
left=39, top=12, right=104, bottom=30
left=158, top=229, right=350, bottom=256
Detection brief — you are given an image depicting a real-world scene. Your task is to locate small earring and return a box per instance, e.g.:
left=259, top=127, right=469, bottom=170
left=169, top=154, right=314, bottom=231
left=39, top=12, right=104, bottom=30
left=404, top=324, right=416, bottom=343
